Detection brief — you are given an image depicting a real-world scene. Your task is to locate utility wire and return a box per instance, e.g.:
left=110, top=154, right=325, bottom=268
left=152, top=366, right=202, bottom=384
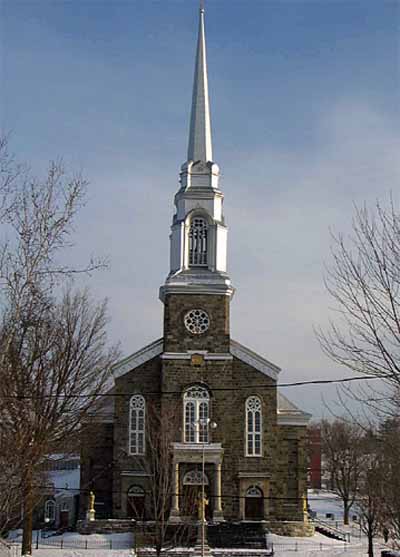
left=21, top=483, right=354, bottom=503
left=0, top=374, right=379, bottom=400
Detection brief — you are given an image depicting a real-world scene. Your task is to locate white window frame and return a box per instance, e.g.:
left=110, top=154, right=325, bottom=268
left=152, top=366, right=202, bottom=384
left=184, top=386, right=210, bottom=443
left=44, top=499, right=56, bottom=522
left=129, top=395, right=145, bottom=455
left=246, top=396, right=262, bottom=457
left=189, top=217, right=208, bottom=267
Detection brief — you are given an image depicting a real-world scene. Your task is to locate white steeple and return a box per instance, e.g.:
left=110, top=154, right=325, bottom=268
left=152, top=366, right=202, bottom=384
left=159, top=4, right=234, bottom=302
left=187, top=5, right=213, bottom=163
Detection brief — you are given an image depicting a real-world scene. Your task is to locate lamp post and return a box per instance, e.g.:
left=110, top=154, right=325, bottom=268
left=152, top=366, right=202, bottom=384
left=197, top=418, right=217, bottom=557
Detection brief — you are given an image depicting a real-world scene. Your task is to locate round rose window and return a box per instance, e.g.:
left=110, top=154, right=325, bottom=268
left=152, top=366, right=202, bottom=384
left=184, top=309, right=210, bottom=335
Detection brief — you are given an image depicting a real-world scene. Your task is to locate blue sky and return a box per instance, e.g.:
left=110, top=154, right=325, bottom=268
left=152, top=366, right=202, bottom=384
left=1, top=0, right=399, bottom=417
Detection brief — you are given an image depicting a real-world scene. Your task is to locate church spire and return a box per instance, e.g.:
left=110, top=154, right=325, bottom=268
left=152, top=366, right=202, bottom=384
left=187, top=3, right=213, bottom=163
left=159, top=2, right=234, bottom=303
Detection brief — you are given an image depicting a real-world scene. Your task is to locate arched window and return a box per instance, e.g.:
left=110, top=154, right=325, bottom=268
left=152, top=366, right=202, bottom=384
left=246, top=396, right=262, bottom=456
left=44, top=500, right=56, bottom=522
left=184, top=386, right=210, bottom=443
left=189, top=217, right=208, bottom=266
left=129, top=395, right=145, bottom=455
left=182, top=470, right=209, bottom=486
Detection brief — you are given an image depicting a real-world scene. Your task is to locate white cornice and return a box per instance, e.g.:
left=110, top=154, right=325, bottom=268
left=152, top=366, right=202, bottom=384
left=112, top=338, right=163, bottom=379
left=106, top=338, right=311, bottom=428
left=112, top=338, right=281, bottom=382
left=237, top=472, right=271, bottom=479
left=160, top=271, right=235, bottom=302
left=161, top=352, right=233, bottom=361
left=230, top=339, right=281, bottom=381
left=277, top=413, right=312, bottom=427
left=121, top=471, right=151, bottom=477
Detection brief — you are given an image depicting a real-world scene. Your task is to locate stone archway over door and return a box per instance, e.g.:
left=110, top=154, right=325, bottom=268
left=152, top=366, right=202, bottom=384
left=245, top=486, right=264, bottom=520
left=127, top=486, right=145, bottom=519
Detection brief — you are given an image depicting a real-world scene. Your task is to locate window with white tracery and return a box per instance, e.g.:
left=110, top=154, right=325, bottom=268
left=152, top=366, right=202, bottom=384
left=44, top=500, right=56, bottom=522
left=129, top=395, right=145, bottom=455
left=189, top=218, right=208, bottom=266
left=184, top=386, right=210, bottom=443
left=182, top=470, right=209, bottom=485
left=246, top=396, right=262, bottom=456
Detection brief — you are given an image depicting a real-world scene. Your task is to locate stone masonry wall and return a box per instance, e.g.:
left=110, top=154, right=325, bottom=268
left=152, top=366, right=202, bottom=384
left=163, top=293, right=230, bottom=353
left=274, top=424, right=308, bottom=522
left=112, top=355, right=162, bottom=518
left=80, top=421, right=114, bottom=519
left=160, top=350, right=279, bottom=521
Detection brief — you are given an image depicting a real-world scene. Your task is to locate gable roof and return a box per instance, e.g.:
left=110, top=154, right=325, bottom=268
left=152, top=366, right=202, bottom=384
left=112, top=338, right=163, bottom=380
left=112, top=337, right=281, bottom=382
left=110, top=337, right=310, bottom=426
left=277, top=392, right=312, bottom=426
left=230, top=339, right=281, bottom=381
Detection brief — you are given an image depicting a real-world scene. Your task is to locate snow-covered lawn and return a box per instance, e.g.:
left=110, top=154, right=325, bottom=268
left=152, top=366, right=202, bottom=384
left=7, top=531, right=133, bottom=556
left=23, top=550, right=132, bottom=557
left=308, top=490, right=345, bottom=520
left=308, top=489, right=363, bottom=539
left=269, top=531, right=390, bottom=556
left=6, top=495, right=394, bottom=557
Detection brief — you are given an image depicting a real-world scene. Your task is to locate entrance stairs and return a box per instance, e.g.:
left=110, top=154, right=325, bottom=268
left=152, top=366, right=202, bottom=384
left=312, top=519, right=350, bottom=542
left=207, top=522, right=269, bottom=549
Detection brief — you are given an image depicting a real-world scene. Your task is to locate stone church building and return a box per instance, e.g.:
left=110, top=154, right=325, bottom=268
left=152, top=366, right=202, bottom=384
left=81, top=6, right=311, bottom=536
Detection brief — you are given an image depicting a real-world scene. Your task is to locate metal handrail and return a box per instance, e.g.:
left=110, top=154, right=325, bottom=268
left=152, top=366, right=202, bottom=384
left=312, top=517, right=350, bottom=542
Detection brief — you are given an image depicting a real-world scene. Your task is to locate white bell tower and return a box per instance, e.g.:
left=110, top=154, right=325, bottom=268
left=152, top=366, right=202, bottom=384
left=160, top=5, right=234, bottom=302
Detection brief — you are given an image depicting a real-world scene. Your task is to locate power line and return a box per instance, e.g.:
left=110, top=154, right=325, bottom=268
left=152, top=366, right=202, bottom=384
left=23, top=483, right=353, bottom=503
left=0, top=374, right=378, bottom=400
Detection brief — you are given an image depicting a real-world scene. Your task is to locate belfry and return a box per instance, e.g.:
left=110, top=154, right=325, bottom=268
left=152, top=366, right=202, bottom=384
left=160, top=4, right=233, bottom=302
left=80, top=4, right=312, bottom=539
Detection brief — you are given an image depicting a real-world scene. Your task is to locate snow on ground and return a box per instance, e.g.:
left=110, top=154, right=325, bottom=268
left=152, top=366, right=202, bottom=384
left=308, top=490, right=345, bottom=521
left=23, top=550, right=132, bottom=557
left=8, top=533, right=391, bottom=557
left=48, top=468, right=80, bottom=493
left=308, top=489, right=362, bottom=538
left=7, top=531, right=134, bottom=557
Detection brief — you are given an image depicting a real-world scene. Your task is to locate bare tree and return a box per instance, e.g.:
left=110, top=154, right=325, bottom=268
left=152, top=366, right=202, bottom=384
left=0, top=428, right=23, bottom=536
left=133, top=401, right=196, bottom=556
left=320, top=419, right=366, bottom=525
left=317, top=199, right=400, bottom=415
left=378, top=418, right=400, bottom=548
left=356, top=447, right=384, bottom=557
left=0, top=135, right=117, bottom=555
left=0, top=134, right=22, bottom=220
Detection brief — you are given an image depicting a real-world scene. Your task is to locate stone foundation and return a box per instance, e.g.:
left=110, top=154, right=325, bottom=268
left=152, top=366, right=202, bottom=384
left=267, top=521, right=314, bottom=537
left=77, top=519, right=135, bottom=534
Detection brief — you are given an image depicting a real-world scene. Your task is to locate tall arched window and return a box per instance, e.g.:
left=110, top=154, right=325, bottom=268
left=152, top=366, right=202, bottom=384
left=246, top=396, right=262, bottom=456
left=44, top=500, right=56, bottom=522
left=184, top=386, right=210, bottom=443
left=129, top=395, right=145, bottom=455
left=189, top=217, right=208, bottom=266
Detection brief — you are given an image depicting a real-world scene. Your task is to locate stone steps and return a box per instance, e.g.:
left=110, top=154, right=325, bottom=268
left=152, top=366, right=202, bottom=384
left=207, top=523, right=267, bottom=549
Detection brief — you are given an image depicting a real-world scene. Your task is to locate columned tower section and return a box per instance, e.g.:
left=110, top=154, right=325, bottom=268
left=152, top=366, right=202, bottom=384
left=160, top=6, right=234, bottom=307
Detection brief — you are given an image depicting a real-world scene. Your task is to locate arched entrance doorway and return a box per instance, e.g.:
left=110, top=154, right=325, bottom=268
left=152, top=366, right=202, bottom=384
left=182, top=469, right=211, bottom=520
left=127, top=485, right=145, bottom=519
left=245, top=486, right=264, bottom=520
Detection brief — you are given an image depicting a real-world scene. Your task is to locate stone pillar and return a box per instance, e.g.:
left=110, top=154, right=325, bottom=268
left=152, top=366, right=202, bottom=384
left=169, top=462, right=181, bottom=522
left=263, top=480, right=269, bottom=519
left=239, top=481, right=245, bottom=520
left=213, top=462, right=223, bottom=522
